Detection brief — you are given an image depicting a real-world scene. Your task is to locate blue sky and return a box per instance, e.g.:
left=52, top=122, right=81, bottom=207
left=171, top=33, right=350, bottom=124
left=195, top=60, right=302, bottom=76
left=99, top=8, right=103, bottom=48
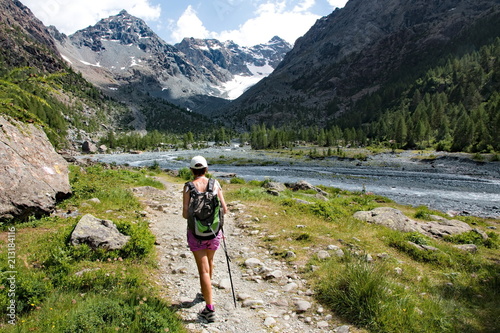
left=22, top=0, right=348, bottom=46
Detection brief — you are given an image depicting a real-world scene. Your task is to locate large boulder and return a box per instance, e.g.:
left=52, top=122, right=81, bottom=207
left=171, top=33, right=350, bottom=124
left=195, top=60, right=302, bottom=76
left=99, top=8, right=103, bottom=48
left=285, top=180, right=329, bottom=197
left=82, top=140, right=97, bottom=153
left=353, top=207, right=420, bottom=233
left=0, top=116, right=71, bottom=221
left=353, top=207, right=473, bottom=238
left=70, top=214, right=130, bottom=250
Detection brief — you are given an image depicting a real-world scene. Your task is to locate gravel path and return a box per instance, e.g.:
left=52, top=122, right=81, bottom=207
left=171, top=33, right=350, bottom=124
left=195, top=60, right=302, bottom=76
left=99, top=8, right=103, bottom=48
left=132, top=179, right=357, bottom=333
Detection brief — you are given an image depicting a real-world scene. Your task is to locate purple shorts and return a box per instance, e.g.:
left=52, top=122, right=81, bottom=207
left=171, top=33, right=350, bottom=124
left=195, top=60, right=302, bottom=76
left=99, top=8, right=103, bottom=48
left=187, top=230, right=222, bottom=252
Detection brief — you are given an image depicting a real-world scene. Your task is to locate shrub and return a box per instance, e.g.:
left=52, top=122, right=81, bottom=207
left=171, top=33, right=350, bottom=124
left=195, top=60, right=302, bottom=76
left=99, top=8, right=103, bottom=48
left=405, top=232, right=431, bottom=246
left=444, top=230, right=498, bottom=249
left=247, top=180, right=264, bottom=186
left=233, top=187, right=266, bottom=200
left=67, top=165, right=163, bottom=204
left=230, top=177, right=246, bottom=184
left=414, top=206, right=432, bottom=220
left=61, top=267, right=140, bottom=293
left=147, top=160, right=161, bottom=172
left=472, top=152, right=484, bottom=161
left=354, top=153, right=368, bottom=161
left=61, top=297, right=133, bottom=333
left=115, top=220, right=155, bottom=258
left=294, top=232, right=312, bottom=242
left=350, top=195, right=377, bottom=210
left=178, top=167, right=192, bottom=180
left=310, top=202, right=350, bottom=221
left=386, top=232, right=452, bottom=266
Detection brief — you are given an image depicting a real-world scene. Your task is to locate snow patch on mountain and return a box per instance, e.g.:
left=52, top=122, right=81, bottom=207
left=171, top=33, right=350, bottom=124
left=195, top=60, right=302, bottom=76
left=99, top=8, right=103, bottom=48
left=221, top=62, right=275, bottom=99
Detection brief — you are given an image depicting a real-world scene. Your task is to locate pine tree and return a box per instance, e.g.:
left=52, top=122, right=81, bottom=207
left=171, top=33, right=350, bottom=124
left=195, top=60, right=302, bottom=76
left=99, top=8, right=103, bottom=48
left=451, top=112, right=474, bottom=152
left=394, top=114, right=407, bottom=148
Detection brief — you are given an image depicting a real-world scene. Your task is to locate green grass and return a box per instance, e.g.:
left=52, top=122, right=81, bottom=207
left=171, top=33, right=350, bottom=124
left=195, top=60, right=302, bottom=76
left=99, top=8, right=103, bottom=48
left=0, top=165, right=185, bottom=332
left=223, top=178, right=500, bottom=333
left=2, top=163, right=499, bottom=332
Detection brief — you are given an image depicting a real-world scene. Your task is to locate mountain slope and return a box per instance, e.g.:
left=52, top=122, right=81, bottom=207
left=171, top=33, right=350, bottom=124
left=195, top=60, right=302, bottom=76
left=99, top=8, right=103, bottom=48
left=0, top=0, right=132, bottom=148
left=0, top=0, right=60, bottom=71
left=221, top=0, right=500, bottom=128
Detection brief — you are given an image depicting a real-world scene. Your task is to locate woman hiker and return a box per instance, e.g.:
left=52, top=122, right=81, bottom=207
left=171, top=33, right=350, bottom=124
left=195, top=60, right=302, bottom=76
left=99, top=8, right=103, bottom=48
left=182, top=155, right=228, bottom=322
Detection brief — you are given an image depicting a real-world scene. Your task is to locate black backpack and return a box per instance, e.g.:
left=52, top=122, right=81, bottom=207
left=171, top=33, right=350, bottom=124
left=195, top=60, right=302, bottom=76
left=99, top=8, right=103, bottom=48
left=186, top=178, right=223, bottom=240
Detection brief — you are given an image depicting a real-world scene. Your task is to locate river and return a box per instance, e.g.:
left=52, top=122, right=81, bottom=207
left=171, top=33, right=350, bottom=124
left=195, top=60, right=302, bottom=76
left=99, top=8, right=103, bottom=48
left=79, top=146, right=500, bottom=219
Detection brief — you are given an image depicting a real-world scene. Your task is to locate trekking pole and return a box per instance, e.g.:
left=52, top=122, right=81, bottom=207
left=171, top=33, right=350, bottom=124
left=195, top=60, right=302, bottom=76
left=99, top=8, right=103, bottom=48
left=221, top=227, right=237, bottom=308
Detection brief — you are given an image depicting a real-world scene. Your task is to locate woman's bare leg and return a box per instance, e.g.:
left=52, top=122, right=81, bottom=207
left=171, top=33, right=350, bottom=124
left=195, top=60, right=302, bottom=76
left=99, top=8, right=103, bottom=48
left=193, top=249, right=216, bottom=305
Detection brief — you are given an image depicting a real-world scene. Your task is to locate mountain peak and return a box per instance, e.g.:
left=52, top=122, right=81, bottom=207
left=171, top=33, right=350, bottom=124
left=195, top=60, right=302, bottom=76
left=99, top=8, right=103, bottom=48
left=268, top=36, right=285, bottom=43
left=69, top=9, right=160, bottom=52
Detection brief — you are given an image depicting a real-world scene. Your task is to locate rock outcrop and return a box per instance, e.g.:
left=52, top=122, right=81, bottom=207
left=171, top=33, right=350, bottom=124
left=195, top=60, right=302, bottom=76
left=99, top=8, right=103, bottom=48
left=353, top=207, right=474, bottom=238
left=70, top=214, right=130, bottom=250
left=0, top=116, right=71, bottom=221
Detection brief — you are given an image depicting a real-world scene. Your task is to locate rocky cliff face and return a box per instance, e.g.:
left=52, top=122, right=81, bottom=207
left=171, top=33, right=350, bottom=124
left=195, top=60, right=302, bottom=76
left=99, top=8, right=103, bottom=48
left=0, top=116, right=71, bottom=221
left=221, top=0, right=500, bottom=126
left=50, top=10, right=291, bottom=111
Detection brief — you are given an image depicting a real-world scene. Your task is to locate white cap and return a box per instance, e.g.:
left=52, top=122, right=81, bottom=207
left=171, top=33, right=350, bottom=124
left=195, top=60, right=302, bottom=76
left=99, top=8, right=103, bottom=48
left=190, top=155, right=208, bottom=169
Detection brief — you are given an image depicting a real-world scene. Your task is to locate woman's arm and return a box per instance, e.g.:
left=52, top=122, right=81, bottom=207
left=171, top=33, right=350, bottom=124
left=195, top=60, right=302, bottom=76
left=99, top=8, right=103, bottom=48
left=182, top=185, right=190, bottom=219
left=217, top=185, right=228, bottom=215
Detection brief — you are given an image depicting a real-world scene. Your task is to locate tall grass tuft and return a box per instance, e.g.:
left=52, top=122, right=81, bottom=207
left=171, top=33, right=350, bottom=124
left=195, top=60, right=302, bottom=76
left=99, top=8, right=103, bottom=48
left=316, top=257, right=388, bottom=329
left=315, top=256, right=452, bottom=332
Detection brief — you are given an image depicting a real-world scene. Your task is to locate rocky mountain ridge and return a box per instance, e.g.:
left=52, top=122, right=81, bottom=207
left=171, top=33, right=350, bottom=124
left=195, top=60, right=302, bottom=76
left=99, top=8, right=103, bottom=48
left=220, top=0, right=500, bottom=127
left=0, top=0, right=61, bottom=71
left=49, top=10, right=291, bottom=112
left=175, top=36, right=291, bottom=100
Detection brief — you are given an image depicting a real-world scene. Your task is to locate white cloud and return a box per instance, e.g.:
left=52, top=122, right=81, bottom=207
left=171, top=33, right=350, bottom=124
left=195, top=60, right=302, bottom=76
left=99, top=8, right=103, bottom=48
left=293, top=0, right=316, bottom=12
left=22, top=0, right=161, bottom=35
left=169, top=5, right=210, bottom=42
left=327, top=0, right=349, bottom=9
left=212, top=1, right=322, bottom=46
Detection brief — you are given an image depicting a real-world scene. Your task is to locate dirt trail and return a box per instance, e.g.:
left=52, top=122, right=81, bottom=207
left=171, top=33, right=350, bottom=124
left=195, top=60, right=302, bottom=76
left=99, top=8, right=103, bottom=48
left=132, top=178, right=353, bottom=333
